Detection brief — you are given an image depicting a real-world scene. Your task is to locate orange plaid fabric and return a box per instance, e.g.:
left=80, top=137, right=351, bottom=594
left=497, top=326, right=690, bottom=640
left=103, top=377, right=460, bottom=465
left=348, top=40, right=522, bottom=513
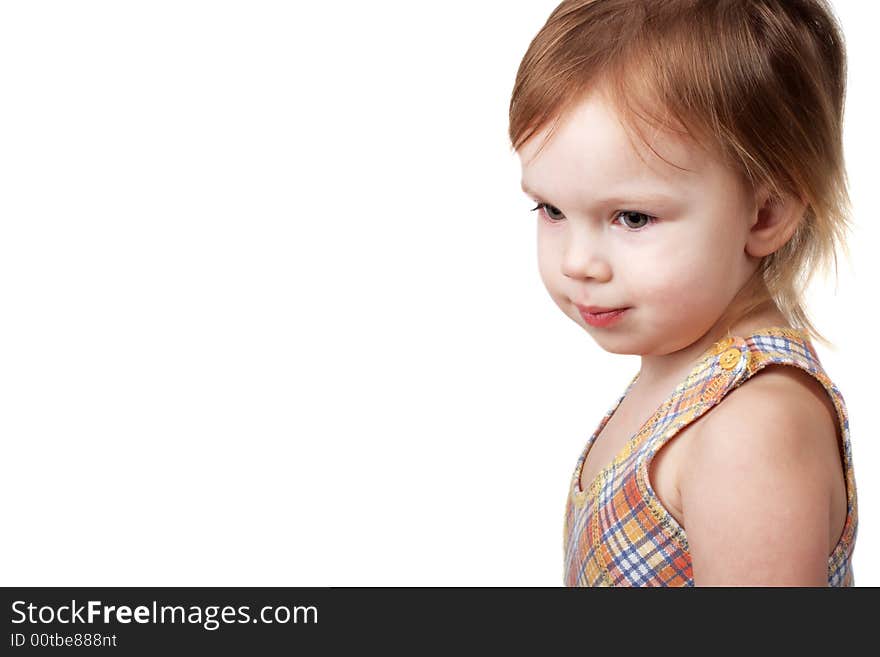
left=563, top=326, right=858, bottom=586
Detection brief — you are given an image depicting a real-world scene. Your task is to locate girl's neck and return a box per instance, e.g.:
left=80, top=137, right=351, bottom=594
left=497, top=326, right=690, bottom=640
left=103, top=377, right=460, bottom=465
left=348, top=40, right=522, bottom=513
left=636, top=304, right=791, bottom=391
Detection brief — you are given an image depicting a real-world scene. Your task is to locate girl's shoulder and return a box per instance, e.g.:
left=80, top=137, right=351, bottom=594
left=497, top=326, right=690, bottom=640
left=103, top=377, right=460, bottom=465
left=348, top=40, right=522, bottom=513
left=676, top=362, right=846, bottom=584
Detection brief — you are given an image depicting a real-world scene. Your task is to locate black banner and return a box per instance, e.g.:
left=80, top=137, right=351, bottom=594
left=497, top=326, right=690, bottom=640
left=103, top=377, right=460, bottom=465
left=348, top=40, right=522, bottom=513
left=0, top=587, right=868, bottom=653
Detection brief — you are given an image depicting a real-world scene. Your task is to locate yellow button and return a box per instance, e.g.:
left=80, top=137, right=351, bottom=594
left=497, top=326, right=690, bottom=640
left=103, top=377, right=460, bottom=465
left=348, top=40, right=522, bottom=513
left=711, top=336, right=735, bottom=355
left=719, top=347, right=742, bottom=370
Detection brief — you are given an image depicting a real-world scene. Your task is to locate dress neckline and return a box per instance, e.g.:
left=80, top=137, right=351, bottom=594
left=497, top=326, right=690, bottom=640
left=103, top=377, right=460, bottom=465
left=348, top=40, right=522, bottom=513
left=572, top=325, right=812, bottom=500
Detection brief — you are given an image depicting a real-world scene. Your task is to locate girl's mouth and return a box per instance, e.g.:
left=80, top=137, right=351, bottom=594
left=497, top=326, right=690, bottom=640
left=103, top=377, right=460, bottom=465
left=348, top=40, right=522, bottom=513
left=577, top=307, right=629, bottom=328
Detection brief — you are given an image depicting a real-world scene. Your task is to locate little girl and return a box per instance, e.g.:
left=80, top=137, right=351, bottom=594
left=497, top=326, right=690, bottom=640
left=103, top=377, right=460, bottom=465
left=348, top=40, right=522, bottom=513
left=509, top=0, right=858, bottom=586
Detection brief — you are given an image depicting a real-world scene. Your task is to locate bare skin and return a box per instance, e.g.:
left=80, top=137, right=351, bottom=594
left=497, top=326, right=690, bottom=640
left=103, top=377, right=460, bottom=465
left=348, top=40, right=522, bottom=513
left=576, top=305, right=846, bottom=561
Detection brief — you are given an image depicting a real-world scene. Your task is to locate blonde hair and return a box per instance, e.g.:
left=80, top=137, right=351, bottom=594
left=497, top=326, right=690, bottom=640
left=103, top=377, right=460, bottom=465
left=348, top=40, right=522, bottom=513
left=508, top=0, right=853, bottom=350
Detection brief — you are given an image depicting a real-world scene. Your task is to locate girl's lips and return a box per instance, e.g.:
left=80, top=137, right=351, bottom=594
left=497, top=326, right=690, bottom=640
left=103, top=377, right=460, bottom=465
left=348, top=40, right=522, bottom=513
left=577, top=306, right=630, bottom=328
left=579, top=305, right=622, bottom=314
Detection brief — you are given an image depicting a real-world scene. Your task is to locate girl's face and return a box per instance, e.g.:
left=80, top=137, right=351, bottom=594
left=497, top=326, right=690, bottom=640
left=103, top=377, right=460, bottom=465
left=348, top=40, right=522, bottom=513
left=519, top=89, right=762, bottom=358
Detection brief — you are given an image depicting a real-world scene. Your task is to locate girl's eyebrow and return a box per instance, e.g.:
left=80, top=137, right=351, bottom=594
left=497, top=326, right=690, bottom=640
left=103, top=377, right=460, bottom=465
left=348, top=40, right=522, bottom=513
left=520, top=180, right=679, bottom=207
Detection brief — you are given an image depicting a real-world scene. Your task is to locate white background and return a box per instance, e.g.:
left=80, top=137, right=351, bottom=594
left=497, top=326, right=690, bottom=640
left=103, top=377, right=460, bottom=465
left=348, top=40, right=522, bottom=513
left=0, top=1, right=875, bottom=586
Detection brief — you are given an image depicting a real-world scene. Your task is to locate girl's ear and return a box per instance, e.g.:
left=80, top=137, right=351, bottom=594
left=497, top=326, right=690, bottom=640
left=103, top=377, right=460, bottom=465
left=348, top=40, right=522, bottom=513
left=744, top=184, right=808, bottom=259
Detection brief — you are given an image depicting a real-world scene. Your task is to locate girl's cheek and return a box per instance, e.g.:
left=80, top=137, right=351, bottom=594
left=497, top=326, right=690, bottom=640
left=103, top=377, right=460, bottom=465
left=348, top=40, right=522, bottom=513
left=634, top=262, right=694, bottom=301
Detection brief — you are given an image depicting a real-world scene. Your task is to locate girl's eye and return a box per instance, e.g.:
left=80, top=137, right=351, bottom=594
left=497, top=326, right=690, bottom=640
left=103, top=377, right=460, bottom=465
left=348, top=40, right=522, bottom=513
left=529, top=203, right=656, bottom=231
left=614, top=210, right=655, bottom=230
left=530, top=202, right=566, bottom=223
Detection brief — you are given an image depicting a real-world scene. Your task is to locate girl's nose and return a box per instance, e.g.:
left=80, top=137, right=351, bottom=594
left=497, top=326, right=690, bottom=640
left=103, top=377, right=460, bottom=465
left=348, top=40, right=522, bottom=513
left=561, top=232, right=612, bottom=282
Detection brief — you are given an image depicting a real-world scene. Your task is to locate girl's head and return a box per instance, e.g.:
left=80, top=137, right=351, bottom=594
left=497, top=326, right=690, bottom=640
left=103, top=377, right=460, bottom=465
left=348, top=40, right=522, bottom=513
left=509, top=0, right=852, bottom=351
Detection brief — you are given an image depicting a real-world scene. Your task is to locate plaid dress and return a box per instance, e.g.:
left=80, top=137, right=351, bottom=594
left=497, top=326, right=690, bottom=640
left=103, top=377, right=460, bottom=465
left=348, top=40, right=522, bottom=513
left=563, top=326, right=858, bottom=586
